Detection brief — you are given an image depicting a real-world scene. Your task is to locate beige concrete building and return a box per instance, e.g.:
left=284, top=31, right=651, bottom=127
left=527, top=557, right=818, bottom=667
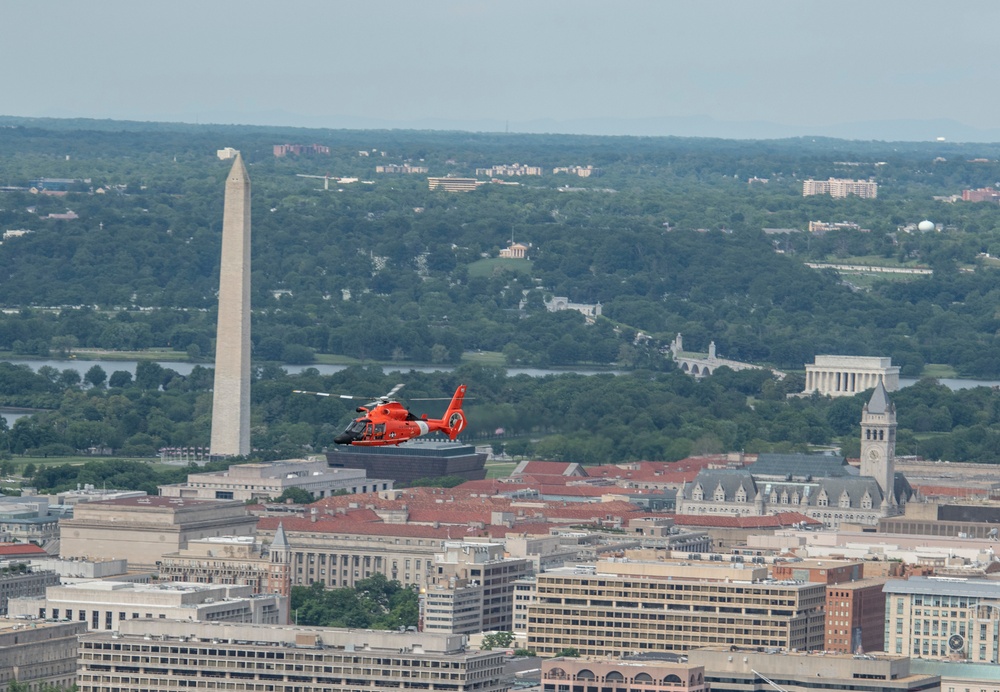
left=26, top=557, right=132, bottom=583
left=0, top=618, right=86, bottom=692
left=804, top=355, right=900, bottom=396
left=157, top=534, right=289, bottom=595
left=59, top=497, right=258, bottom=568
left=9, top=580, right=286, bottom=630
left=158, top=458, right=391, bottom=502
left=77, top=619, right=510, bottom=692
left=526, top=559, right=826, bottom=657
left=542, top=655, right=708, bottom=692
left=688, top=647, right=939, bottom=692
left=421, top=541, right=531, bottom=634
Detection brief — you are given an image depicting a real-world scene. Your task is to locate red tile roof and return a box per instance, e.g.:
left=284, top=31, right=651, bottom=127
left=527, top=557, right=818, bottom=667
left=672, top=512, right=821, bottom=529
left=913, top=485, right=989, bottom=499
left=0, top=543, right=46, bottom=556
left=257, top=516, right=462, bottom=539
left=517, top=461, right=581, bottom=476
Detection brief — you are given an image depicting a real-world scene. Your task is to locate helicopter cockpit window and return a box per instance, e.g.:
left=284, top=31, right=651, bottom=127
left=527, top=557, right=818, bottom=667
left=346, top=420, right=368, bottom=434
left=374, top=424, right=386, bottom=434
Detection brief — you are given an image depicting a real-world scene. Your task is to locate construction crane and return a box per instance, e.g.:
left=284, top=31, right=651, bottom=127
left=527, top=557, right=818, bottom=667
left=296, top=174, right=358, bottom=190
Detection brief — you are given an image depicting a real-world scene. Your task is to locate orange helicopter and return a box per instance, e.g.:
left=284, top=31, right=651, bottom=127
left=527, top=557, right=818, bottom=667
left=293, top=383, right=467, bottom=446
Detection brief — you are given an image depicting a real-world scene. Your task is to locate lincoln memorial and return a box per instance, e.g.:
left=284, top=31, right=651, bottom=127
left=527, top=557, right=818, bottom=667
left=803, top=355, right=899, bottom=397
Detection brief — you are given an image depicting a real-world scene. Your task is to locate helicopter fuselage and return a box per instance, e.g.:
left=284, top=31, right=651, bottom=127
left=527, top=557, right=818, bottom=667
left=333, top=385, right=466, bottom=446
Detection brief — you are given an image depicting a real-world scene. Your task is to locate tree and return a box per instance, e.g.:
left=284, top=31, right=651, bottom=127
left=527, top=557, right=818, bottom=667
left=135, top=361, right=165, bottom=390
left=84, top=365, right=107, bottom=388
left=108, top=370, right=132, bottom=388
left=480, top=631, right=515, bottom=651
left=58, top=369, right=81, bottom=389
left=274, top=486, right=314, bottom=504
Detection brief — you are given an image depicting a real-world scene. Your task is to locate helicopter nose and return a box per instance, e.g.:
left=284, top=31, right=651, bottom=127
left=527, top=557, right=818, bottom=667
left=334, top=433, right=354, bottom=445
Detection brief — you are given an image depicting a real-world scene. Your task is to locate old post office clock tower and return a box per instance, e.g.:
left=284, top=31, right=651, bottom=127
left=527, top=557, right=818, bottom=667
left=860, top=380, right=896, bottom=508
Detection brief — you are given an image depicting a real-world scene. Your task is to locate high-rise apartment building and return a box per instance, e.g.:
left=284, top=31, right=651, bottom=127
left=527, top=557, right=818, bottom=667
left=803, top=178, right=878, bottom=198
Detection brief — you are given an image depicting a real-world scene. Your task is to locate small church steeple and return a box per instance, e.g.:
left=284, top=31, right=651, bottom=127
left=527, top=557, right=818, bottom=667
left=266, top=522, right=291, bottom=597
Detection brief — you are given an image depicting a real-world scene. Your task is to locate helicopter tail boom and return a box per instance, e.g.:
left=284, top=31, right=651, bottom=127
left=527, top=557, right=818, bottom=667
left=442, top=384, right=467, bottom=440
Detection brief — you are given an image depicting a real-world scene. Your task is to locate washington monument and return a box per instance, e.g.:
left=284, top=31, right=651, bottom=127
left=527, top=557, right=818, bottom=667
left=210, top=153, right=251, bottom=456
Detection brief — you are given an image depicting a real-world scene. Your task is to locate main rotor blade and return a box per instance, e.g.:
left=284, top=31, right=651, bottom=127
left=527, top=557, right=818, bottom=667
left=292, top=390, right=358, bottom=399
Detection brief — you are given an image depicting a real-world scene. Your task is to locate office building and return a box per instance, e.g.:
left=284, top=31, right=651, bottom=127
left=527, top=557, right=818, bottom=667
left=0, top=618, right=86, bottom=691
left=688, top=647, right=939, bottom=692
left=962, top=187, right=1000, bottom=203
left=77, top=619, right=510, bottom=692
left=0, top=566, right=60, bottom=615
left=326, top=440, right=487, bottom=484
left=428, top=177, right=480, bottom=192
left=421, top=541, right=530, bottom=634
left=826, top=577, right=888, bottom=654
left=9, top=580, right=286, bottom=630
left=526, top=559, right=826, bottom=657
left=157, top=533, right=290, bottom=596
left=542, top=655, right=708, bottom=692
left=256, top=515, right=451, bottom=589
left=159, top=458, right=391, bottom=502
left=884, top=576, right=1000, bottom=662
left=59, top=497, right=258, bottom=568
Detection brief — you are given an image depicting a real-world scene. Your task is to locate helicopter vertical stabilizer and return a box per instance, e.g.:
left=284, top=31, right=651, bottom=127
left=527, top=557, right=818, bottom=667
left=443, top=385, right=467, bottom=439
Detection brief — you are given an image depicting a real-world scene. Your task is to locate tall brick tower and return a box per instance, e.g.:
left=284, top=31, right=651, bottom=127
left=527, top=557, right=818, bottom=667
left=210, top=152, right=252, bottom=456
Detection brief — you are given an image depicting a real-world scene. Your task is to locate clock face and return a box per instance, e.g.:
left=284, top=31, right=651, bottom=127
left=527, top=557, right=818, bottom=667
left=949, top=633, right=965, bottom=651
left=867, top=448, right=882, bottom=461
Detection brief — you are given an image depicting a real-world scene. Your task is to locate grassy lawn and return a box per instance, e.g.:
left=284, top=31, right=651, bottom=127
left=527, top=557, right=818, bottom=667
left=486, top=461, right=517, bottom=479
left=816, top=255, right=928, bottom=268
left=11, top=455, right=157, bottom=468
left=462, top=351, right=506, bottom=366
left=467, top=257, right=533, bottom=278
left=70, top=348, right=185, bottom=362
left=921, top=364, right=958, bottom=378
left=839, top=272, right=923, bottom=290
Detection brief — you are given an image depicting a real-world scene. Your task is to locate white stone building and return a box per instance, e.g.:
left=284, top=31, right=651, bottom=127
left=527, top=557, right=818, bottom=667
left=804, top=355, right=900, bottom=396
left=158, top=457, right=392, bottom=502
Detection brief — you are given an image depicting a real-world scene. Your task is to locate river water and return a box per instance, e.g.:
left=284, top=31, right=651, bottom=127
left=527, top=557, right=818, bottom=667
left=1, top=359, right=994, bottom=427
left=0, top=358, right=622, bottom=426
left=0, top=358, right=622, bottom=379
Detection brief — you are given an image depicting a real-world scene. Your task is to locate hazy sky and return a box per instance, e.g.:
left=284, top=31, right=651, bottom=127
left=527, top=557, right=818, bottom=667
left=4, top=1, right=997, bottom=138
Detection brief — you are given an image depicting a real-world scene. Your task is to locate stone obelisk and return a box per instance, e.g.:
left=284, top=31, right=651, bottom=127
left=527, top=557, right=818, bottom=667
left=210, top=153, right=251, bottom=456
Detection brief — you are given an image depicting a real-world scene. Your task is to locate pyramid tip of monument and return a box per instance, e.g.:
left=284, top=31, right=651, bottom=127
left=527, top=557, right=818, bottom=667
left=227, top=152, right=249, bottom=181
